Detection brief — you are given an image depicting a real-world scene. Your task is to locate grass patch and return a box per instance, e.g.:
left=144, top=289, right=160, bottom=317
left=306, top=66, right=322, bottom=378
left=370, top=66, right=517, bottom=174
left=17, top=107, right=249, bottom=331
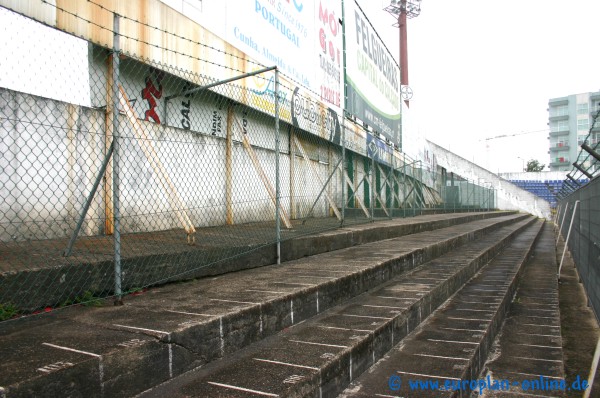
left=0, top=303, right=20, bottom=321
left=62, top=291, right=104, bottom=307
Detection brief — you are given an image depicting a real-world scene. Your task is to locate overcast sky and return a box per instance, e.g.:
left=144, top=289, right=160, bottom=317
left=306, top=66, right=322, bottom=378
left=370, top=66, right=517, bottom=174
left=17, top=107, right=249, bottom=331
left=357, top=0, right=600, bottom=173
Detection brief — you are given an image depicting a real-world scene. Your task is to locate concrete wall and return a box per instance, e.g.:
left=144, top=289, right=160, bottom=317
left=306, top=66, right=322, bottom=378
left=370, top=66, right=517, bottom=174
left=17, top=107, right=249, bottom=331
left=0, top=88, right=107, bottom=240
left=0, top=86, right=341, bottom=241
left=428, top=140, right=552, bottom=220
left=1, top=84, right=438, bottom=242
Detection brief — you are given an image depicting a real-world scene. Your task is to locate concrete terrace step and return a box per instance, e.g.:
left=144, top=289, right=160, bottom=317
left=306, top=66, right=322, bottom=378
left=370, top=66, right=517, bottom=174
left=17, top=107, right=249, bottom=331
left=339, top=220, right=544, bottom=398
left=477, top=224, right=565, bottom=398
left=138, top=217, right=539, bottom=398
left=2, top=211, right=517, bottom=311
left=0, top=213, right=530, bottom=398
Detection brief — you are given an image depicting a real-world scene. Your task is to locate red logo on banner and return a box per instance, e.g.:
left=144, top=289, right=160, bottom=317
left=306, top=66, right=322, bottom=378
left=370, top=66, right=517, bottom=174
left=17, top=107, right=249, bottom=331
left=142, top=68, right=165, bottom=124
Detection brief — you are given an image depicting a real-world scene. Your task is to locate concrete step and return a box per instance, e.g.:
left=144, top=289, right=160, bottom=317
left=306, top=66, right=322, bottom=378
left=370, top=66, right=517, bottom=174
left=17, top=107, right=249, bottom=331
left=0, top=213, right=531, bottom=398
left=476, top=224, right=566, bottom=398
left=339, top=220, right=544, bottom=398
left=2, top=211, right=516, bottom=311
left=137, top=217, right=539, bottom=398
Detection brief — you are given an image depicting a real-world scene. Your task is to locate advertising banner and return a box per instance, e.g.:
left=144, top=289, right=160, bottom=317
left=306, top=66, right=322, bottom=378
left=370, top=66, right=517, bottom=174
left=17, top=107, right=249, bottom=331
left=366, top=133, right=393, bottom=166
left=344, top=0, right=401, bottom=147
left=171, top=0, right=346, bottom=144
left=1, top=0, right=357, bottom=148
left=195, top=0, right=343, bottom=113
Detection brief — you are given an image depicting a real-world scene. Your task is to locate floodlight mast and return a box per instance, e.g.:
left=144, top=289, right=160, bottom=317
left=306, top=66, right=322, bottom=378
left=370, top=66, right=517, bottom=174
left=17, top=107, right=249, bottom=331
left=385, top=0, right=422, bottom=108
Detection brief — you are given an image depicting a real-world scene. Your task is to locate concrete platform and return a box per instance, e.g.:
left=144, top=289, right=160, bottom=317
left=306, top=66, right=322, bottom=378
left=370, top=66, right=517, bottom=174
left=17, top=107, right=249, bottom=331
left=0, top=211, right=516, bottom=311
left=0, top=213, right=531, bottom=397
left=137, top=216, right=537, bottom=398
left=478, top=224, right=566, bottom=397
left=339, top=220, right=544, bottom=397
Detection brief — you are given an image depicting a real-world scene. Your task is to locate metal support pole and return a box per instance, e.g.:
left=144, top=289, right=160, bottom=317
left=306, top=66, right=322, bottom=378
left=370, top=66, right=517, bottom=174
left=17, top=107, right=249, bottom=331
left=582, top=143, right=600, bottom=162
left=302, top=157, right=344, bottom=224
left=225, top=104, right=234, bottom=225
left=557, top=202, right=570, bottom=245
left=341, top=0, right=348, bottom=227
left=388, top=158, right=394, bottom=219
left=451, top=172, right=455, bottom=213
left=402, top=158, right=407, bottom=218
left=165, top=65, right=277, bottom=101
left=465, top=181, right=472, bottom=212
left=573, top=162, right=593, bottom=179
left=558, top=200, right=580, bottom=281
left=112, top=13, right=123, bottom=304
left=398, top=1, right=409, bottom=107
left=341, top=126, right=346, bottom=226
left=370, top=156, right=375, bottom=221
left=274, top=68, right=281, bottom=265
left=470, top=182, right=474, bottom=212
left=418, top=161, right=423, bottom=215
left=567, top=175, right=581, bottom=186
left=63, top=142, right=114, bottom=257
left=554, top=203, right=562, bottom=229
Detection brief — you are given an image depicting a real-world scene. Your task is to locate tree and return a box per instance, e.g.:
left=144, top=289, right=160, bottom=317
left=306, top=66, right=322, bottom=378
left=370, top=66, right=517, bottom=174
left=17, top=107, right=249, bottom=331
left=525, top=159, right=545, bottom=172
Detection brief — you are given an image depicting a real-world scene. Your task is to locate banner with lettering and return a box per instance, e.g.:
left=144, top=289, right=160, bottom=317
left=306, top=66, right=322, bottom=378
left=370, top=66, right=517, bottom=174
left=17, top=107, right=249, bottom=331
left=344, top=0, right=401, bottom=147
left=193, top=0, right=343, bottom=113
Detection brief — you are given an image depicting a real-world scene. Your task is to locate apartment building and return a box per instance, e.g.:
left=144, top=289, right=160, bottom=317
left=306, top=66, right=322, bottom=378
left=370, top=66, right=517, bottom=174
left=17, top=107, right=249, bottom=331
left=548, top=91, right=600, bottom=171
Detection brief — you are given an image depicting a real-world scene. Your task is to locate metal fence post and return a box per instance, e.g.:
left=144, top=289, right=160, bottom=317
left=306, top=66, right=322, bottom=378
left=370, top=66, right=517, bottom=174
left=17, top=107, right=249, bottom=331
left=341, top=124, right=345, bottom=226
left=554, top=203, right=562, bottom=230
left=112, top=13, right=123, bottom=303
left=274, top=68, right=281, bottom=265
left=557, top=202, right=570, bottom=245
left=402, top=157, right=406, bottom=218
left=419, top=161, right=423, bottom=215
left=370, top=156, right=375, bottom=221
left=388, top=157, right=394, bottom=219
left=558, top=200, right=580, bottom=281
left=63, top=142, right=114, bottom=257
left=451, top=173, right=456, bottom=213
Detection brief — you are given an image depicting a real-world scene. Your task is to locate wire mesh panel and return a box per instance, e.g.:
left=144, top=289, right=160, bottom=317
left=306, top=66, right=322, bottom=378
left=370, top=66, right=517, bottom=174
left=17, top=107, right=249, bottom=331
left=559, top=178, right=600, bottom=320
left=0, top=8, right=113, bottom=312
left=0, top=3, right=497, bottom=319
left=0, top=5, right=288, bottom=314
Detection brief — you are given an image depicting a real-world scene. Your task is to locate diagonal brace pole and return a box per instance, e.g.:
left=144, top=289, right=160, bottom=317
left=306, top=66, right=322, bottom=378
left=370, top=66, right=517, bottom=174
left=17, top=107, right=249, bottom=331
left=302, top=156, right=344, bottom=224
left=344, top=171, right=370, bottom=217
left=63, top=141, right=114, bottom=257
left=292, top=136, right=342, bottom=221
left=119, top=86, right=197, bottom=242
left=234, top=117, right=293, bottom=229
left=165, top=66, right=278, bottom=101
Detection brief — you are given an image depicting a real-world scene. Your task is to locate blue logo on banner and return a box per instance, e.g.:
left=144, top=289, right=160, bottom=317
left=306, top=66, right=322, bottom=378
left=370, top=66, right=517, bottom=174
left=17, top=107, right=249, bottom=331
left=293, top=0, right=304, bottom=12
left=367, top=133, right=392, bottom=166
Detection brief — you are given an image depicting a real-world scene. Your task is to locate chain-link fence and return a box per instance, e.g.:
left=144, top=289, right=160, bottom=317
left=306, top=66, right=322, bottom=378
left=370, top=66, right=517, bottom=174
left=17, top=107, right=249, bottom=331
left=554, top=89, right=600, bottom=321
left=0, top=4, right=495, bottom=319
left=557, top=177, right=600, bottom=321
left=556, top=102, right=600, bottom=199
left=415, top=166, right=496, bottom=214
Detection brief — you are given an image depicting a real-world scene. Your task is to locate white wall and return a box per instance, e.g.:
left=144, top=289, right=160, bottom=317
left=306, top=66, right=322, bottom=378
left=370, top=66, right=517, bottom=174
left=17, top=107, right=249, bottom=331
left=0, top=86, right=345, bottom=241
left=428, top=140, right=552, bottom=219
